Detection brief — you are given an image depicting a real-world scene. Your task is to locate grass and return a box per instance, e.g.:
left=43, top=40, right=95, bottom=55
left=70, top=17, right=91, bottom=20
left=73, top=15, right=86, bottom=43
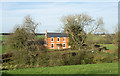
left=2, top=45, right=6, bottom=54
left=0, top=44, right=6, bottom=54
left=0, top=35, right=2, bottom=41
left=88, top=35, right=104, bottom=41
left=2, top=63, right=118, bottom=74
left=92, top=35, right=104, bottom=41
left=100, top=44, right=117, bottom=51
left=0, top=35, right=8, bottom=41
left=36, top=35, right=45, bottom=39
left=0, top=35, right=7, bottom=54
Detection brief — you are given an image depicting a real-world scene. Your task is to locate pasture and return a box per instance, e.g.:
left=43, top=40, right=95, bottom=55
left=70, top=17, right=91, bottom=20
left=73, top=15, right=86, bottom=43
left=0, top=35, right=7, bottom=41
left=100, top=44, right=117, bottom=51
left=2, top=63, right=118, bottom=74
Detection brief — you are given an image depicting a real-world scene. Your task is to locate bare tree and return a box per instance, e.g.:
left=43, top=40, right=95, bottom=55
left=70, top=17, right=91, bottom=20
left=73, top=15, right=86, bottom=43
left=6, top=16, right=41, bottom=66
left=61, top=14, right=104, bottom=50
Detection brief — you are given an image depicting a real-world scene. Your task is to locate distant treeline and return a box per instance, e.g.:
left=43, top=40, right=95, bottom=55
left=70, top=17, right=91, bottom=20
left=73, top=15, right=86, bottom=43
left=0, top=33, right=45, bottom=35
left=0, top=33, right=115, bottom=36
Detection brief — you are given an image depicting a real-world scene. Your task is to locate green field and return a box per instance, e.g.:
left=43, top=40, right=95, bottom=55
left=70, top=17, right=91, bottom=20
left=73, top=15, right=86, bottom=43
left=2, top=63, right=118, bottom=74
left=0, top=35, right=6, bottom=54
left=90, top=35, right=104, bottom=41
left=36, top=35, right=45, bottom=39
left=87, top=35, right=105, bottom=42
left=0, top=35, right=8, bottom=41
left=100, top=44, right=117, bottom=51
left=0, top=35, right=2, bottom=41
left=1, top=45, right=6, bottom=54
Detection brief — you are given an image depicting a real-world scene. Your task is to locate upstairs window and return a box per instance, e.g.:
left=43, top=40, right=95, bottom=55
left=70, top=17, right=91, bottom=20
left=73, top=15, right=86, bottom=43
left=51, top=37, right=54, bottom=42
left=57, top=37, right=60, bottom=42
left=63, top=37, right=66, bottom=42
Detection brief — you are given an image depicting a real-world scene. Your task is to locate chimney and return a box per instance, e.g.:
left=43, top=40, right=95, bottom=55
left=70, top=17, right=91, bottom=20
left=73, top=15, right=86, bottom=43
left=45, top=29, right=47, bottom=38
left=65, top=29, right=68, bottom=34
left=46, top=29, right=47, bottom=34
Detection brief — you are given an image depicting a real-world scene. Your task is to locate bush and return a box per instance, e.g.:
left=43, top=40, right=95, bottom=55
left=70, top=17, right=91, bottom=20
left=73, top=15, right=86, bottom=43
left=36, top=52, right=50, bottom=67
left=48, top=52, right=64, bottom=66
left=92, top=52, right=117, bottom=63
left=61, top=50, right=94, bottom=65
left=4, top=47, right=118, bottom=70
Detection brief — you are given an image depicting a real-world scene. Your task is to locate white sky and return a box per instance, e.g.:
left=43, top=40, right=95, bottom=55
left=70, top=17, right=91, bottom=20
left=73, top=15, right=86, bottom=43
left=0, top=0, right=118, bottom=33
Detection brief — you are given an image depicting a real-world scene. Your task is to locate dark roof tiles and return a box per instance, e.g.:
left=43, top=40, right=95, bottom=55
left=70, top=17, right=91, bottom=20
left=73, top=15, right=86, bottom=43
left=47, top=32, right=68, bottom=37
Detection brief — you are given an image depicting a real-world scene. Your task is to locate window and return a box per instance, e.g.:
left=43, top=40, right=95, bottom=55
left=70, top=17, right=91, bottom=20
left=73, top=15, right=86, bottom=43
left=63, top=37, right=66, bottom=42
left=51, top=37, right=54, bottom=42
left=63, top=43, right=66, bottom=48
left=57, top=37, right=60, bottom=42
left=51, top=43, right=54, bottom=48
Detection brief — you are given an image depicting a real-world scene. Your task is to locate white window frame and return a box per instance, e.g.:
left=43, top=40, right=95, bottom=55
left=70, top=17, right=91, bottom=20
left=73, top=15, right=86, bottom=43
left=51, top=43, right=54, bottom=48
left=63, top=37, right=66, bottom=42
left=51, top=37, right=54, bottom=42
left=57, top=37, right=60, bottom=42
left=63, top=43, right=66, bottom=48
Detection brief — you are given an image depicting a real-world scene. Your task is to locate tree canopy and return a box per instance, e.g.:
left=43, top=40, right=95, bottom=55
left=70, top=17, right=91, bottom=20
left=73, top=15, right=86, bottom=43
left=7, top=15, right=39, bottom=51
left=61, top=14, right=104, bottom=50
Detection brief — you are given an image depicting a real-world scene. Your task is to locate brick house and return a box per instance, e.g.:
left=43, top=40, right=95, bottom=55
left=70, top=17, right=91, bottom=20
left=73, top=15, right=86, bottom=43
left=45, top=30, right=70, bottom=49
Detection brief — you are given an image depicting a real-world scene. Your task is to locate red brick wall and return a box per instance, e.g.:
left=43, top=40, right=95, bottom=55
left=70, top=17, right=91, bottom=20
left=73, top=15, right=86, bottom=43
left=46, top=37, right=69, bottom=49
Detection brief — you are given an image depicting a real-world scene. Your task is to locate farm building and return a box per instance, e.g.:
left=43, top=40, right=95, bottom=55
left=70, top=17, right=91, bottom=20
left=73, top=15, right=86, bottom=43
left=45, top=30, right=70, bottom=49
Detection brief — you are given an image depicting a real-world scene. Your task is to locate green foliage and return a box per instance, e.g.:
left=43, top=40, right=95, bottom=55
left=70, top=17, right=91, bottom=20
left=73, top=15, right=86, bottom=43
left=6, top=15, right=40, bottom=52
left=61, top=14, right=104, bottom=50
left=1, top=35, right=45, bottom=54
left=7, top=28, right=30, bottom=51
left=5, top=15, right=47, bottom=68
left=48, top=52, right=64, bottom=66
left=112, top=32, right=118, bottom=44
left=93, top=52, right=116, bottom=63
left=36, top=52, right=49, bottom=67
left=2, top=48, right=118, bottom=70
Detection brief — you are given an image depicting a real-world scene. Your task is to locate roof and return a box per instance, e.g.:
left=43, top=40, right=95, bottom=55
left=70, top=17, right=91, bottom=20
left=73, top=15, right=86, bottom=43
left=47, top=32, right=69, bottom=37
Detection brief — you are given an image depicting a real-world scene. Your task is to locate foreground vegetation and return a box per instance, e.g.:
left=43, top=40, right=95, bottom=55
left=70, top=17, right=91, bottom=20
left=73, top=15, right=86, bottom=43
left=1, top=15, right=118, bottom=75
left=2, top=63, right=118, bottom=74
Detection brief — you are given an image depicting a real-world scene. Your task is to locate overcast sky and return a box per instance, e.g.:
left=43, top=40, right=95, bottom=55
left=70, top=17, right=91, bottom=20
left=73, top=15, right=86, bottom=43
left=0, top=0, right=118, bottom=33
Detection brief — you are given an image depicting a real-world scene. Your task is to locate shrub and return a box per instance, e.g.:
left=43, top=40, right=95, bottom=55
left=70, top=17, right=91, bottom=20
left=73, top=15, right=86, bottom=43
left=48, top=52, right=64, bottom=66
left=4, top=47, right=118, bottom=70
left=35, top=52, right=50, bottom=67
left=92, top=51, right=116, bottom=63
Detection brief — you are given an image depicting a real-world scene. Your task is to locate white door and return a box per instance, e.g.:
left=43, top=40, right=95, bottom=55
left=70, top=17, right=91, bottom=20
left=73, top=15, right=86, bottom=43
left=58, top=46, right=60, bottom=49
